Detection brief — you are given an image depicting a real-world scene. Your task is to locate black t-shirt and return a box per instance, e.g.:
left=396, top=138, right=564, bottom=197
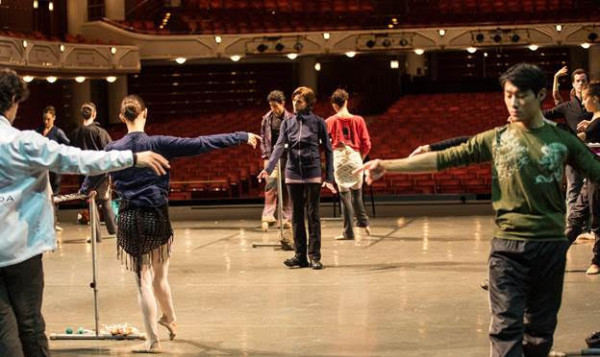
left=270, top=114, right=283, bottom=150
left=585, top=118, right=600, bottom=143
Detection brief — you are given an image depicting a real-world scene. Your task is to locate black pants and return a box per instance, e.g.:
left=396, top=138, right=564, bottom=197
left=488, top=238, right=568, bottom=357
left=288, top=183, right=322, bottom=261
left=0, top=255, right=50, bottom=357
left=339, top=189, right=370, bottom=239
left=565, top=180, right=600, bottom=265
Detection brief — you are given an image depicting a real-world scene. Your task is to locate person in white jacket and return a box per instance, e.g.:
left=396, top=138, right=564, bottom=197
left=0, top=68, right=170, bottom=357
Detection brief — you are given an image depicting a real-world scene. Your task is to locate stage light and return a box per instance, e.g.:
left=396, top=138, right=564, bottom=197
left=314, top=62, right=321, bottom=71
left=510, top=34, right=520, bottom=43
left=48, top=1, right=53, bottom=11
left=323, top=32, right=330, bottom=40
left=528, top=44, right=539, bottom=51
left=110, top=47, right=117, bottom=55
left=106, top=76, right=117, bottom=83
left=365, top=39, right=376, bottom=48
left=390, top=60, right=399, bottom=69
left=215, top=36, right=222, bottom=43
left=75, top=76, right=86, bottom=83
left=345, top=51, right=356, bottom=58
left=556, top=25, right=562, bottom=32
left=46, top=76, right=57, bottom=83
left=467, top=47, right=477, bottom=53
left=59, top=44, right=65, bottom=52
left=439, top=29, right=446, bottom=37
left=588, top=32, right=598, bottom=42
left=475, top=33, right=484, bottom=43
left=23, top=76, right=34, bottom=82
left=275, top=43, right=284, bottom=52
left=175, top=57, right=187, bottom=64
left=230, top=55, right=241, bottom=62
left=257, top=44, right=268, bottom=53
left=287, top=53, right=298, bottom=60
left=581, top=43, right=591, bottom=49
left=414, top=48, right=425, bottom=55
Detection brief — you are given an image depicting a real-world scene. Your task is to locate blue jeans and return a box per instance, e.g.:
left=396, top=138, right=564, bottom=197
left=0, top=255, right=50, bottom=357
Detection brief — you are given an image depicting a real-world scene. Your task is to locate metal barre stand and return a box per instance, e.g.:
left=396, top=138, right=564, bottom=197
left=49, top=192, right=144, bottom=341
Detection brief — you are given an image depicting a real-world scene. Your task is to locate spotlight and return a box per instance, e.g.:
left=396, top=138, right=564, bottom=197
left=588, top=32, right=598, bottom=42
left=323, top=32, right=330, bottom=40
left=59, top=44, right=65, bottom=52
left=275, top=43, right=284, bottom=52
left=493, top=33, right=502, bottom=43
left=390, top=60, right=399, bottom=69
left=175, top=57, right=187, bottom=64
left=48, top=1, right=53, bottom=11
left=581, top=43, right=591, bottom=49
left=22, top=40, right=27, bottom=48
left=230, top=55, right=241, bottom=61
left=75, top=76, right=86, bottom=83
left=365, top=39, right=376, bottom=48
left=414, top=48, right=425, bottom=55
left=382, top=39, right=392, bottom=47
left=475, top=33, right=484, bottom=43
left=287, top=53, right=298, bottom=60
left=46, top=76, right=57, bottom=83
left=110, top=47, right=117, bottom=55
left=257, top=44, right=268, bottom=53
left=439, top=29, right=446, bottom=37
left=556, top=25, right=562, bottom=32
left=345, top=51, right=356, bottom=58
left=106, top=76, right=117, bottom=83
left=33, top=0, right=38, bottom=9
left=528, top=44, right=539, bottom=51
left=510, top=34, right=520, bottom=43
left=215, top=36, right=222, bottom=43
left=23, top=76, right=34, bottom=83
left=293, top=42, right=303, bottom=52
left=387, top=24, right=394, bottom=29
left=314, top=62, right=321, bottom=71
left=467, top=47, right=477, bottom=53
left=399, top=39, right=409, bottom=46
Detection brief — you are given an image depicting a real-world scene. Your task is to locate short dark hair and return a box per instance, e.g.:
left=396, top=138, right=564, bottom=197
left=267, top=90, right=285, bottom=104
left=0, top=68, right=29, bottom=115
left=331, top=89, right=349, bottom=107
left=572, top=68, right=589, bottom=83
left=120, top=94, right=146, bottom=121
left=43, top=106, right=56, bottom=116
left=499, top=63, right=547, bottom=95
left=292, top=86, right=316, bottom=110
left=80, top=102, right=96, bottom=120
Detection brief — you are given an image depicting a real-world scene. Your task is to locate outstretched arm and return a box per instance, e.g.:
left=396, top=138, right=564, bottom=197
left=354, top=152, right=438, bottom=185
left=155, top=131, right=258, bottom=159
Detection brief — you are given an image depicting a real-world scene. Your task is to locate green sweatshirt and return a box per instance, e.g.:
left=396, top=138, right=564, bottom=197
left=437, top=122, right=600, bottom=241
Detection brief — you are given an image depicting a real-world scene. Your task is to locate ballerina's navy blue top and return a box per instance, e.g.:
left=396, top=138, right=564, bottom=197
left=83, top=131, right=248, bottom=207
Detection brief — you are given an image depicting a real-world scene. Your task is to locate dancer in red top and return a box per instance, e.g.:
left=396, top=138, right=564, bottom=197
left=325, top=89, right=372, bottom=240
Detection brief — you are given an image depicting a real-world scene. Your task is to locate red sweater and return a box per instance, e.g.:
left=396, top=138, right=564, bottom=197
left=325, top=114, right=371, bottom=156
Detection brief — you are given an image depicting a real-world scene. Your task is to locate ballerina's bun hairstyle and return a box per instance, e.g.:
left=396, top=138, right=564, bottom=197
left=120, top=95, right=146, bottom=121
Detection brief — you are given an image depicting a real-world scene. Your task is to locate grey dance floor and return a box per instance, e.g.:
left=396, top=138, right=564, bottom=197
left=42, top=203, right=599, bottom=356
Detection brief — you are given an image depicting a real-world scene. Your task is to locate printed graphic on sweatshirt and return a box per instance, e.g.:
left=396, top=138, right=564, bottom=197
left=493, top=130, right=529, bottom=181
left=535, top=143, right=568, bottom=183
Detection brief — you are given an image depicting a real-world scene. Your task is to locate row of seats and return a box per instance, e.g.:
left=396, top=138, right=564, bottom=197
left=439, top=0, right=575, bottom=14
left=184, top=0, right=374, bottom=12
left=0, top=30, right=116, bottom=45
left=61, top=90, right=570, bottom=200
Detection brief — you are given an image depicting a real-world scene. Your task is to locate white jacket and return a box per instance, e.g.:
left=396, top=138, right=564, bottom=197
left=0, top=115, right=134, bottom=268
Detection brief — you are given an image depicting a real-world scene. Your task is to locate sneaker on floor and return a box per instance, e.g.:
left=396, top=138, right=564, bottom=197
left=262, top=215, right=277, bottom=224
left=586, top=264, right=600, bottom=275
left=310, top=259, right=323, bottom=270
left=283, top=256, right=309, bottom=268
left=335, top=235, right=353, bottom=240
